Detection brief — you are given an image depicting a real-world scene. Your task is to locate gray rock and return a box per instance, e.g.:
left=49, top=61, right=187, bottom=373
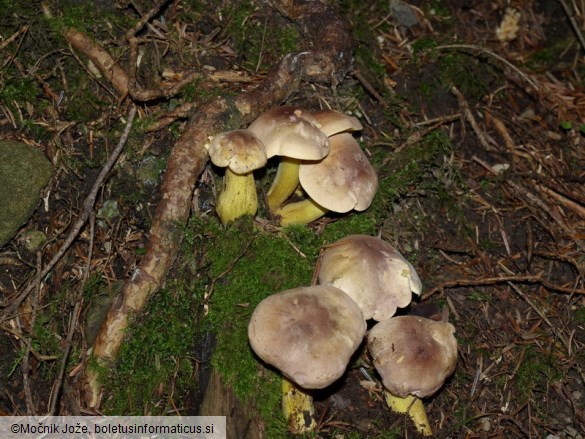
left=0, top=141, right=54, bottom=248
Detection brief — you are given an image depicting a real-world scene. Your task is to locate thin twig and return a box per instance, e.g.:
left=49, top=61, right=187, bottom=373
left=507, top=180, right=584, bottom=252
left=21, top=251, right=43, bottom=415
left=437, top=44, right=540, bottom=91
left=49, top=212, right=96, bottom=415
left=203, top=236, right=257, bottom=311
left=353, top=69, right=386, bottom=104
left=557, top=0, right=585, bottom=53
left=0, top=106, right=137, bottom=323
left=422, top=274, right=585, bottom=300
left=506, top=281, right=570, bottom=350
left=0, top=25, right=28, bottom=52
left=451, top=85, right=496, bottom=152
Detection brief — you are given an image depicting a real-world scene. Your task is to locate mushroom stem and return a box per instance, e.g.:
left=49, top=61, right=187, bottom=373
left=383, top=391, right=432, bottom=436
left=274, top=197, right=329, bottom=226
left=266, top=157, right=302, bottom=211
left=282, top=377, right=317, bottom=433
left=216, top=169, right=258, bottom=224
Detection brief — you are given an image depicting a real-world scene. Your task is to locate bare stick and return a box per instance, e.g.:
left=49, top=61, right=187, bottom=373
left=451, top=86, right=496, bottom=152
left=437, top=44, right=540, bottom=91
left=507, top=180, right=584, bottom=251
left=21, top=251, right=43, bottom=415
left=557, top=0, right=585, bottom=53
left=422, top=274, right=585, bottom=300
left=49, top=212, right=96, bottom=415
left=0, top=107, right=137, bottom=323
left=64, top=28, right=129, bottom=96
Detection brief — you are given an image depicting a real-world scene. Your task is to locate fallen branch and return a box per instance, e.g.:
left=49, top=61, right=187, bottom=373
left=83, top=0, right=355, bottom=408
left=64, top=28, right=130, bottom=97
left=422, top=274, right=585, bottom=301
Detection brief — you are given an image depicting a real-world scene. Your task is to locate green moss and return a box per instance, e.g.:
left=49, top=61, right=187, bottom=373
left=32, top=312, right=61, bottom=358
left=103, top=284, right=199, bottom=415
left=412, top=37, right=438, bottom=57
left=43, top=0, right=134, bottom=36
left=574, top=305, right=585, bottom=324
left=220, top=1, right=299, bottom=71
left=63, top=81, right=107, bottom=122
left=515, top=346, right=562, bottom=403
left=181, top=78, right=227, bottom=103
left=467, top=290, right=490, bottom=302
left=425, top=1, right=451, bottom=20
left=370, top=129, right=452, bottom=217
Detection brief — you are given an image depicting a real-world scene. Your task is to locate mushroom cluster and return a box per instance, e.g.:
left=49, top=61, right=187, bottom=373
left=247, top=233, right=458, bottom=436
left=208, top=106, right=377, bottom=225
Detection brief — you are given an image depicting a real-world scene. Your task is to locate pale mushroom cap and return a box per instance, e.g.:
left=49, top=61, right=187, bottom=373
left=298, top=133, right=378, bottom=213
left=317, top=235, right=422, bottom=321
left=208, top=129, right=267, bottom=174
left=247, top=106, right=330, bottom=160
left=311, top=109, right=363, bottom=137
left=248, top=285, right=366, bottom=389
left=367, top=316, right=458, bottom=398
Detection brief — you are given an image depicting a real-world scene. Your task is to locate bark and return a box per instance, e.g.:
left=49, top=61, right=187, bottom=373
left=64, top=28, right=129, bottom=96
left=84, top=0, right=355, bottom=408
left=199, top=369, right=266, bottom=439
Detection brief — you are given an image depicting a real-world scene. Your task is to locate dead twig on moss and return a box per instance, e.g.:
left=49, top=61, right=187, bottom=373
left=203, top=236, right=257, bottom=314
left=0, top=25, right=28, bottom=53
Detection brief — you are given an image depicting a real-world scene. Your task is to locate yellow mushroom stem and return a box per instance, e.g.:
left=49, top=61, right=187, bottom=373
left=274, top=197, right=329, bottom=226
left=216, top=169, right=258, bottom=225
left=266, top=157, right=302, bottom=211
left=281, top=377, right=317, bottom=433
left=384, top=390, right=432, bottom=436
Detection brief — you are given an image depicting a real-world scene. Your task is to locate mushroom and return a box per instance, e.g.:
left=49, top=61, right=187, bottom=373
left=367, top=315, right=458, bottom=436
left=248, top=285, right=366, bottom=433
left=208, top=129, right=267, bottom=224
left=311, top=108, right=363, bottom=137
left=274, top=133, right=378, bottom=225
left=247, top=106, right=329, bottom=211
left=317, top=235, right=422, bottom=321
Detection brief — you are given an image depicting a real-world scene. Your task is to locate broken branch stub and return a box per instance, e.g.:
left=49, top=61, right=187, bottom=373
left=83, top=0, right=355, bottom=408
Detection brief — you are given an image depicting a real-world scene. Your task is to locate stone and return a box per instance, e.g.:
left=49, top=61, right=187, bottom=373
left=0, top=141, right=54, bottom=248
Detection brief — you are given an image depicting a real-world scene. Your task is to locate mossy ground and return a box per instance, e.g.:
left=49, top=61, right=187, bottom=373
left=99, top=125, right=455, bottom=433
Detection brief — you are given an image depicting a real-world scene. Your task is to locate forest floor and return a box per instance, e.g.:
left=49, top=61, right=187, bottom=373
left=0, top=0, right=584, bottom=437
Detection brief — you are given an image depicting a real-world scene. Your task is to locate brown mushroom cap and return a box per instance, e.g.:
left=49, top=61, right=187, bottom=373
left=247, top=106, right=329, bottom=160
left=208, top=129, right=267, bottom=174
left=311, top=109, right=363, bottom=137
left=298, top=133, right=378, bottom=213
left=367, top=316, right=458, bottom=398
left=317, top=235, right=422, bottom=321
left=248, top=285, right=366, bottom=389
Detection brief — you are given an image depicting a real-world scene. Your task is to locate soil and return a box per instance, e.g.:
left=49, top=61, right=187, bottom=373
left=0, top=0, right=583, bottom=438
